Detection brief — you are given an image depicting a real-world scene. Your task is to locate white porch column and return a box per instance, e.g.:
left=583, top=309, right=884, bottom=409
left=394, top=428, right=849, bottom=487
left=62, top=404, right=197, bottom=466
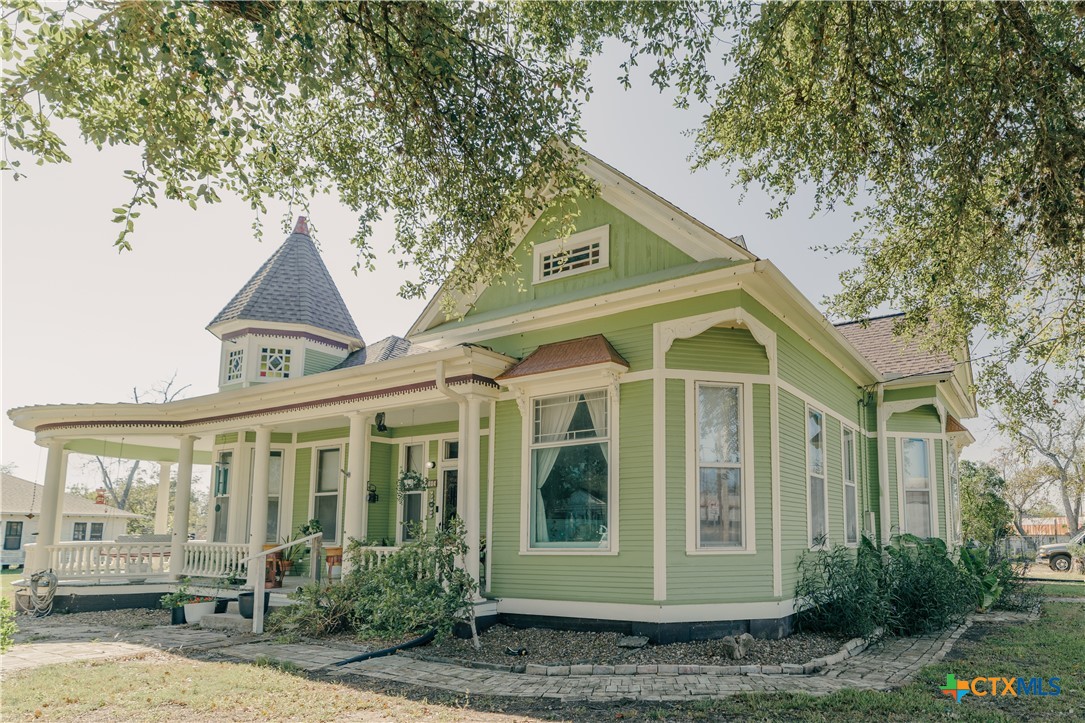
left=154, top=462, right=173, bottom=534
left=30, top=439, right=66, bottom=571
left=52, top=450, right=70, bottom=544
left=246, top=426, right=272, bottom=589
left=169, top=435, right=196, bottom=576
left=463, top=396, right=483, bottom=591
left=343, top=412, right=372, bottom=552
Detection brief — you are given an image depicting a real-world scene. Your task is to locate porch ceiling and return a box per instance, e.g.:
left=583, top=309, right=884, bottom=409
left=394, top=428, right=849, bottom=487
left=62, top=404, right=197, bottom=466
left=64, top=435, right=215, bottom=465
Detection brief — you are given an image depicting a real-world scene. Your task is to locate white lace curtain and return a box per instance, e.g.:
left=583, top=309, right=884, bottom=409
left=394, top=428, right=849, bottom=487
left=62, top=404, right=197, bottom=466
left=532, top=394, right=578, bottom=543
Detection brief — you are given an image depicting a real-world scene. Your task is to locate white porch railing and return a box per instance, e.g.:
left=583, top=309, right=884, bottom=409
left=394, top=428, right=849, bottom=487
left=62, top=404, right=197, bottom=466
left=181, top=542, right=249, bottom=578
left=354, top=546, right=398, bottom=571
left=47, top=541, right=172, bottom=579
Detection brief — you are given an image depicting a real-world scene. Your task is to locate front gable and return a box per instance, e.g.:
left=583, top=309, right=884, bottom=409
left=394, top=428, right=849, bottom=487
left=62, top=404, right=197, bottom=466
left=469, top=195, right=708, bottom=317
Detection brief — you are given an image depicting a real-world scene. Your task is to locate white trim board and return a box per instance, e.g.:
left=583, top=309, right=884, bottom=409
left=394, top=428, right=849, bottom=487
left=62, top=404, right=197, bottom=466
left=495, top=597, right=797, bottom=624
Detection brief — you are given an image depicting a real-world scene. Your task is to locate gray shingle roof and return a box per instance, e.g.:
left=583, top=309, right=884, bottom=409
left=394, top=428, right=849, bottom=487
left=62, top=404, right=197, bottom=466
left=331, top=336, right=414, bottom=370
left=208, top=218, right=362, bottom=340
left=2, top=473, right=143, bottom=518
left=835, top=314, right=957, bottom=379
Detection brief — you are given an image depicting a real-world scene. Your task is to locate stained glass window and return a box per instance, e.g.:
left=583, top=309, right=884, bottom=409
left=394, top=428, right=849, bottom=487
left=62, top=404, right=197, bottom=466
left=259, top=347, right=291, bottom=378
left=226, top=348, right=244, bottom=382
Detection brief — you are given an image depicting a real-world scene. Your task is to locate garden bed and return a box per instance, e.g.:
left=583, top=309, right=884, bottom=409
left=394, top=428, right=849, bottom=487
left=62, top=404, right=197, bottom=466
left=418, top=624, right=846, bottom=669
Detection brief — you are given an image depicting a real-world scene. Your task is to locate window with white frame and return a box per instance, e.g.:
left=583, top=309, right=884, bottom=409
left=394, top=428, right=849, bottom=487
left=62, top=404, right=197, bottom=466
left=532, top=226, right=610, bottom=283
left=807, top=407, right=828, bottom=546
left=948, top=445, right=961, bottom=543
left=529, top=389, right=610, bottom=549
left=73, top=521, right=87, bottom=541
left=251, top=449, right=284, bottom=543
left=4, top=521, right=23, bottom=550
left=259, top=347, right=292, bottom=379
left=695, top=383, right=744, bottom=548
left=89, top=522, right=104, bottom=541
left=400, top=443, right=426, bottom=542
left=225, top=348, right=244, bottom=383
left=212, top=451, right=232, bottom=543
left=842, top=427, right=859, bottom=545
left=314, top=448, right=341, bottom=543
left=902, top=438, right=932, bottom=537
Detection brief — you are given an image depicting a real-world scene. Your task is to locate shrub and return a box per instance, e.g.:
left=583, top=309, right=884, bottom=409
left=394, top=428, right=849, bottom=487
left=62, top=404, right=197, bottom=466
left=269, top=518, right=477, bottom=642
left=0, top=598, right=15, bottom=653
left=796, top=534, right=981, bottom=639
left=794, top=536, right=888, bottom=639
left=885, top=535, right=973, bottom=635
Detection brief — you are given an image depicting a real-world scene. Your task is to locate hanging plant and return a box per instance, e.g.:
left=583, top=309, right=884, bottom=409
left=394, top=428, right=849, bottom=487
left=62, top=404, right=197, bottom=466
left=397, top=469, right=430, bottom=499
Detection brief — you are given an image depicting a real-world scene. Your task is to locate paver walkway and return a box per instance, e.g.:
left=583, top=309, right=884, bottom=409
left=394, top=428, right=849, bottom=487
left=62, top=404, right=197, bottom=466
left=1, top=609, right=1036, bottom=702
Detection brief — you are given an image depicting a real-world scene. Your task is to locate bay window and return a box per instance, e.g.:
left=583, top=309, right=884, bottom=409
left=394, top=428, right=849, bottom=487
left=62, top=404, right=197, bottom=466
left=695, top=383, right=744, bottom=548
left=902, top=438, right=932, bottom=537
left=808, top=407, right=828, bottom=546
left=529, top=389, right=610, bottom=549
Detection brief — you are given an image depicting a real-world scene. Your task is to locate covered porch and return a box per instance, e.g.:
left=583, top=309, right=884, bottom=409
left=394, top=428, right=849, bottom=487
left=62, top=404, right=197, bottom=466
left=9, top=345, right=511, bottom=598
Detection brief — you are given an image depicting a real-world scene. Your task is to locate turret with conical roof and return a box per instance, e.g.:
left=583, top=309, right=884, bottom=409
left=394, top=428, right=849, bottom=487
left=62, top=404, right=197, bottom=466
left=208, top=218, right=364, bottom=390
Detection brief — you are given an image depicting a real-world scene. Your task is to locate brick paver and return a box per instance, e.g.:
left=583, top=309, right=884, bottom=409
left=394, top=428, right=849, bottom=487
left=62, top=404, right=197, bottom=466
left=1, top=609, right=1036, bottom=701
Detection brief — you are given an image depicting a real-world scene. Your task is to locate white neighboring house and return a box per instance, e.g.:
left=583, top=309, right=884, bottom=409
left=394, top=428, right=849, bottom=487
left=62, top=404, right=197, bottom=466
left=2, top=473, right=142, bottom=568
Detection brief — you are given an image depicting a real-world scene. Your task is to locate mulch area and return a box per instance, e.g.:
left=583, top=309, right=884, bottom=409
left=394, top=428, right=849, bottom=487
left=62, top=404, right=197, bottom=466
left=425, top=624, right=846, bottom=667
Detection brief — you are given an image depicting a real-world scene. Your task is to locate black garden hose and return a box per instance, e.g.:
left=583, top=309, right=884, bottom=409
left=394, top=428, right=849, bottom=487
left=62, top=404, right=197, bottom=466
left=333, top=628, right=437, bottom=666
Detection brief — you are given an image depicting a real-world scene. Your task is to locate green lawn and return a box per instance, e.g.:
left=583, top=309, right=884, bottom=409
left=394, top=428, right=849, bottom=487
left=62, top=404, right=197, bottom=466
left=1030, top=582, right=1085, bottom=598
left=3, top=603, right=1082, bottom=722
left=1, top=567, right=23, bottom=604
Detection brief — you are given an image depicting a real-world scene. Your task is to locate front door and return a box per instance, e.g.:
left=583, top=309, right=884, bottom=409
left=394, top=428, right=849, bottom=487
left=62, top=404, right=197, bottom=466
left=440, top=439, right=459, bottom=527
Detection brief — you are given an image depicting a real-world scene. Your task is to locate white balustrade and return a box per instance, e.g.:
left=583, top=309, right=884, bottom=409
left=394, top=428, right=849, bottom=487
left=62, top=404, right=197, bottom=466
left=48, top=541, right=172, bottom=579
left=180, top=542, right=249, bottom=578
left=354, top=545, right=398, bottom=572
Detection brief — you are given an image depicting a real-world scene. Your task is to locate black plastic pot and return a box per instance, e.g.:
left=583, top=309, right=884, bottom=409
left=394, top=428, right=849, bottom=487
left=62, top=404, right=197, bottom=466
left=237, top=591, right=270, bottom=619
left=171, top=606, right=186, bottom=625
left=214, top=597, right=234, bottom=614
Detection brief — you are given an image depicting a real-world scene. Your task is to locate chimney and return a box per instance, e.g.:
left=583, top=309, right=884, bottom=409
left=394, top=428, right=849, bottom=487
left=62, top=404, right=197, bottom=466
left=95, top=488, right=107, bottom=505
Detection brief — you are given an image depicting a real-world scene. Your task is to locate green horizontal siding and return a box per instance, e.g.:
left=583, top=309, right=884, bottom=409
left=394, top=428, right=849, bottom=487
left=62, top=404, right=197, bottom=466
left=470, top=196, right=698, bottom=316
left=215, top=432, right=238, bottom=446
left=296, top=427, right=349, bottom=444
left=366, top=441, right=394, bottom=544
left=666, top=327, right=769, bottom=375
left=886, top=439, right=899, bottom=536
left=778, top=389, right=808, bottom=595
left=883, top=386, right=938, bottom=404
left=665, top=381, right=775, bottom=604
left=291, top=447, right=312, bottom=534
left=304, top=348, right=344, bottom=376
left=489, top=382, right=654, bottom=604
left=886, top=405, right=942, bottom=433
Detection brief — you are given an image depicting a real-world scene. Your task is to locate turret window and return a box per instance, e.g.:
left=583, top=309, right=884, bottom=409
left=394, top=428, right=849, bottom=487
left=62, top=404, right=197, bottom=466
left=259, top=347, right=291, bottom=378
left=225, top=349, right=244, bottom=383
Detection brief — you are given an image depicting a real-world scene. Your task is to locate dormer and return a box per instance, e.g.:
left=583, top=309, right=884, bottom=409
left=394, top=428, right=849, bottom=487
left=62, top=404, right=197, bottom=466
left=207, top=217, right=364, bottom=391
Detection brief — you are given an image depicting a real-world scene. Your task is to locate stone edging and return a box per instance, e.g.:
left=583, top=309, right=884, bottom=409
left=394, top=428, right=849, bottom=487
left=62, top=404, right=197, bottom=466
left=401, top=634, right=872, bottom=677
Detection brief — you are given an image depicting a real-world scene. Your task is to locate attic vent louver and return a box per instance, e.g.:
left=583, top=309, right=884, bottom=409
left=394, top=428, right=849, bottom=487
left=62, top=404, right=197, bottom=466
left=533, top=225, right=610, bottom=283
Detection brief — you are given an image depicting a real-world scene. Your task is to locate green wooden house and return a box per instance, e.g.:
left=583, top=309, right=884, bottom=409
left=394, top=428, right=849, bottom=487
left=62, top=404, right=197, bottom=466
left=9, top=150, right=975, bottom=640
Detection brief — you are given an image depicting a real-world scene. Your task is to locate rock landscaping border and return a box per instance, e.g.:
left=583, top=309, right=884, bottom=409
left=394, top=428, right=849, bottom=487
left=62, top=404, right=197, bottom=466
left=401, top=634, right=872, bottom=677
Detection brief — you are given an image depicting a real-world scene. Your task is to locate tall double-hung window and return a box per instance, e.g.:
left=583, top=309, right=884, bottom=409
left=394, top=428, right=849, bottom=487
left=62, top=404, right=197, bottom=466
left=529, top=390, right=610, bottom=549
left=807, top=408, right=828, bottom=546
left=695, top=383, right=744, bottom=548
left=314, top=448, right=341, bottom=544
left=902, top=438, right=932, bottom=537
left=842, top=427, right=859, bottom=545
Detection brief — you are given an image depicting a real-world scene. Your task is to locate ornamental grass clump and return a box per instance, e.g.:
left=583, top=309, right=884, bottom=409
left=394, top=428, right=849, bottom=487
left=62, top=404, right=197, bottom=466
left=269, top=518, right=478, bottom=644
left=794, top=536, right=889, bottom=640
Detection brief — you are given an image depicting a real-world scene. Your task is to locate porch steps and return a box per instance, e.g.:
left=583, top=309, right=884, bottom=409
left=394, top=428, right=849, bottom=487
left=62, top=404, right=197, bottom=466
left=199, top=593, right=296, bottom=633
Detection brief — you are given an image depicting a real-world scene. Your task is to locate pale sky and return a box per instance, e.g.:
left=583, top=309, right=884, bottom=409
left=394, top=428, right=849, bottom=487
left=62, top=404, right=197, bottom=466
left=0, top=46, right=1003, bottom=492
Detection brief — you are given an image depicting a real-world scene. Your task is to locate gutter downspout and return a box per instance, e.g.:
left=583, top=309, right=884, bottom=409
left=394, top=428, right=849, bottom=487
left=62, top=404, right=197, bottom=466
left=876, top=385, right=890, bottom=544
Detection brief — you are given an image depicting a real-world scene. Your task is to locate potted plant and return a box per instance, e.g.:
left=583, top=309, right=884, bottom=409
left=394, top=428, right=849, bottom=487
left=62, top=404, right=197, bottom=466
left=397, top=469, right=429, bottom=498
left=182, top=595, right=217, bottom=624
left=237, top=588, right=271, bottom=620
left=213, top=567, right=245, bottom=613
left=279, top=535, right=305, bottom=577
left=160, top=578, right=193, bottom=625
